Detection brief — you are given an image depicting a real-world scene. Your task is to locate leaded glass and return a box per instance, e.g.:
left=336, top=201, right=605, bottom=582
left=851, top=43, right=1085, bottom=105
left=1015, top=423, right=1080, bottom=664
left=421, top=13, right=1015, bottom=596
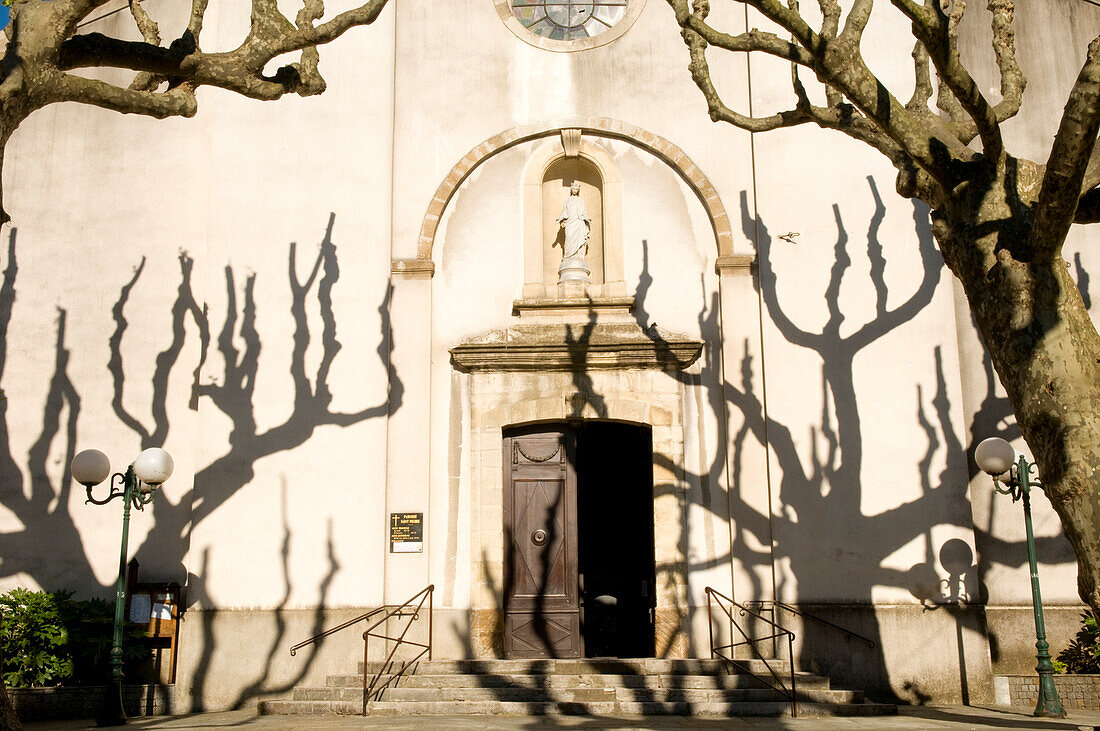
left=511, top=0, right=629, bottom=41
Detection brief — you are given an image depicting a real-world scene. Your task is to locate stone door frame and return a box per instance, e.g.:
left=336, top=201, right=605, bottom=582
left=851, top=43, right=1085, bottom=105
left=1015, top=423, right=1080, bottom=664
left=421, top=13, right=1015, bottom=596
left=466, top=369, right=691, bottom=658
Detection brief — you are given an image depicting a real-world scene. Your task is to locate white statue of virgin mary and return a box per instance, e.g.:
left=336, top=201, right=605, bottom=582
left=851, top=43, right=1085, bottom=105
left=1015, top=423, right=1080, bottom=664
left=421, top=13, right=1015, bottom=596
left=556, top=181, right=592, bottom=285
left=557, top=181, right=591, bottom=259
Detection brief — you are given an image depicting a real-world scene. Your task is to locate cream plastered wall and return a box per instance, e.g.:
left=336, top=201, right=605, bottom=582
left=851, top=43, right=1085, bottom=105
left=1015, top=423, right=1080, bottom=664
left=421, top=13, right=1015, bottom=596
left=0, top=3, right=398, bottom=617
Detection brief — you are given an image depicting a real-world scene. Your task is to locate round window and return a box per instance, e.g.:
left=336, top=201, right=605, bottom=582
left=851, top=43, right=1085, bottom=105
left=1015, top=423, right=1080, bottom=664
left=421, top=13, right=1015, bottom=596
left=512, top=0, right=630, bottom=42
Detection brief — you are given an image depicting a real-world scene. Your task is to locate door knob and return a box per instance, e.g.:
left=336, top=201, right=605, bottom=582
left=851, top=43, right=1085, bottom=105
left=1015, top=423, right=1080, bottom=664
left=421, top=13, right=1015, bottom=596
left=531, top=529, right=548, bottom=546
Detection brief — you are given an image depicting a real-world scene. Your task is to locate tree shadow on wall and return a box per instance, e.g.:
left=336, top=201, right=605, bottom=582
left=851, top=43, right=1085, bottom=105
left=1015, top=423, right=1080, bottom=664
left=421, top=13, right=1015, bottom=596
left=0, top=230, right=92, bottom=590
left=0, top=215, right=400, bottom=709
left=690, top=177, right=1073, bottom=702
left=617, top=176, right=1038, bottom=703
left=715, top=179, right=979, bottom=701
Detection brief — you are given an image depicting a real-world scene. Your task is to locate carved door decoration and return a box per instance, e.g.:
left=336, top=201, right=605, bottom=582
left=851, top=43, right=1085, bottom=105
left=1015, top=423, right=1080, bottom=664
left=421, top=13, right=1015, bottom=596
left=502, top=427, right=580, bottom=658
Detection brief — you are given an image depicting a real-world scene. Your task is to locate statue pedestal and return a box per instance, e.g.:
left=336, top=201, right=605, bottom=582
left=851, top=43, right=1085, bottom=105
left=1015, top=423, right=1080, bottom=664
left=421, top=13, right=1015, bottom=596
left=558, top=256, right=591, bottom=285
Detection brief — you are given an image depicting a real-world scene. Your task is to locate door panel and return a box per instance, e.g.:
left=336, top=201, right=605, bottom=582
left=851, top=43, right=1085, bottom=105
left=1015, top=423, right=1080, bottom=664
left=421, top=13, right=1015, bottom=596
left=503, top=428, right=579, bottom=658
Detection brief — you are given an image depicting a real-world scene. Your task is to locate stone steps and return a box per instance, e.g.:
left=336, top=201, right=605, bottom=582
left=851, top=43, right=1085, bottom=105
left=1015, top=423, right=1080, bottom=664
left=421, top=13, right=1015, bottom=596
left=291, top=685, right=863, bottom=704
left=258, top=657, right=897, bottom=718
left=262, top=699, right=895, bottom=717
left=326, top=671, right=832, bottom=690
left=355, top=658, right=780, bottom=675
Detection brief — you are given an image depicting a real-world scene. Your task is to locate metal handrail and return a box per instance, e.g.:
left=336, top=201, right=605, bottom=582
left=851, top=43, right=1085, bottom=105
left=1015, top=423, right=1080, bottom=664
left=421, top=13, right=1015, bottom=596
left=288, top=606, right=389, bottom=657
left=705, top=587, right=797, bottom=718
left=362, top=584, right=434, bottom=715
left=772, top=601, right=876, bottom=648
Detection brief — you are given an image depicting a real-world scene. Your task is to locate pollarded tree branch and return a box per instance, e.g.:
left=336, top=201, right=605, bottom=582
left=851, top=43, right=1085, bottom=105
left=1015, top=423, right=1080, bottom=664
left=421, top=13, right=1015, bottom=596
left=57, top=0, right=389, bottom=102
left=1033, top=35, right=1100, bottom=254
left=838, top=0, right=874, bottom=45
left=59, top=33, right=188, bottom=75
left=818, top=0, right=842, bottom=41
left=681, top=27, right=806, bottom=132
left=816, top=0, right=845, bottom=107
left=129, top=0, right=161, bottom=46
left=54, top=72, right=197, bottom=118
left=673, top=6, right=815, bottom=66
left=128, top=0, right=166, bottom=92
left=259, top=0, right=391, bottom=56
left=0, top=0, right=391, bottom=221
left=891, top=0, right=1004, bottom=159
left=669, top=0, right=973, bottom=195
left=987, top=0, right=1025, bottom=126
left=907, top=41, right=933, bottom=113
left=294, top=0, right=327, bottom=95
left=742, top=0, right=977, bottom=175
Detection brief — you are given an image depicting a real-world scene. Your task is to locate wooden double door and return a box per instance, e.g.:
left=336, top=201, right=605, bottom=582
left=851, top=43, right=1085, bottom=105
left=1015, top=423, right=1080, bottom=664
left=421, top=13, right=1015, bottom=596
left=502, top=422, right=656, bottom=659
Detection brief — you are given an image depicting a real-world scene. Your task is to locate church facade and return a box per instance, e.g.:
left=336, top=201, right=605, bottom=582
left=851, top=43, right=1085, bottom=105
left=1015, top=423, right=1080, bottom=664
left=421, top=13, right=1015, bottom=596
left=0, top=0, right=1095, bottom=711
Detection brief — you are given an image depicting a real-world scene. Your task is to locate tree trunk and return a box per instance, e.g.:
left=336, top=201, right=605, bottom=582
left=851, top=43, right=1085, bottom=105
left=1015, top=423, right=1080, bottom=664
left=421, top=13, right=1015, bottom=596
left=934, top=163, right=1100, bottom=621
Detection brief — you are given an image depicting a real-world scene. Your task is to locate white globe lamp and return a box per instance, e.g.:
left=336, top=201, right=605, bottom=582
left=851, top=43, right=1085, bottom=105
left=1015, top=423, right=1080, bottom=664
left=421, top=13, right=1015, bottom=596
left=133, top=447, right=174, bottom=486
left=975, top=437, right=1016, bottom=477
left=71, top=449, right=111, bottom=487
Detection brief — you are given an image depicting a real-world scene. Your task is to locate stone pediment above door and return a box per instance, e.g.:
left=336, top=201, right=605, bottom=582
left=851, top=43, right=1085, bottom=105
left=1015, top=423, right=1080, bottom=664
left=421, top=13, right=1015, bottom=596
left=449, top=296, right=702, bottom=373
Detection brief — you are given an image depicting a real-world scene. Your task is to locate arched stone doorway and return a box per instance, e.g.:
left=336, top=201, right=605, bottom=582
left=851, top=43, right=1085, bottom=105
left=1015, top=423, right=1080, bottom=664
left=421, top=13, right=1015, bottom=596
left=457, top=365, right=698, bottom=659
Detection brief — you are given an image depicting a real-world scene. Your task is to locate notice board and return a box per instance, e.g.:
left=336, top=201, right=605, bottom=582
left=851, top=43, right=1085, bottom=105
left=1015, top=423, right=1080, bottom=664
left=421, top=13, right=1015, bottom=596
left=390, top=512, right=423, bottom=553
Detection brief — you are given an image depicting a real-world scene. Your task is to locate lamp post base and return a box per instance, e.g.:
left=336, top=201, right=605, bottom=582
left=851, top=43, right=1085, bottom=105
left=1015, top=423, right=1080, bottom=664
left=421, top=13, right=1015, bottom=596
left=1033, top=671, right=1067, bottom=718
left=96, top=678, right=128, bottom=726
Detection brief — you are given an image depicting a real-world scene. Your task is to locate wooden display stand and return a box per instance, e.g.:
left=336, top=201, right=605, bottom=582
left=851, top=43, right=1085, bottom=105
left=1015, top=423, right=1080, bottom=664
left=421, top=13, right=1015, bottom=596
left=125, top=560, right=183, bottom=684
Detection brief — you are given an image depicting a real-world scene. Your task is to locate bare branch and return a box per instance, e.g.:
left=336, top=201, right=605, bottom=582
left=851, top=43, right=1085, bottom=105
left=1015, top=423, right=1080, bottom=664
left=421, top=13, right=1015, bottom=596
left=839, top=0, right=874, bottom=45
left=60, top=33, right=184, bottom=75
left=935, top=75, right=969, bottom=127
left=0, top=0, right=391, bottom=219
left=818, top=0, right=842, bottom=40
left=987, top=0, right=1025, bottom=125
left=58, top=0, right=391, bottom=107
left=188, top=0, right=209, bottom=39
left=54, top=73, right=196, bottom=118
left=907, top=41, right=933, bottom=112
left=676, top=14, right=814, bottom=65
left=1034, top=35, right=1100, bottom=253
left=128, top=0, right=161, bottom=45
left=294, top=0, right=328, bottom=96
left=892, top=0, right=1004, bottom=158
left=128, top=0, right=164, bottom=92
left=817, top=0, right=845, bottom=107
left=670, top=0, right=974, bottom=189
left=265, top=0, right=390, bottom=55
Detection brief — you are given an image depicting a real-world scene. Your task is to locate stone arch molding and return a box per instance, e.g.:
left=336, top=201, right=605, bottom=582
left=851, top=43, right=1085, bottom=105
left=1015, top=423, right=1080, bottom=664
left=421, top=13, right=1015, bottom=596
left=411, top=118, right=738, bottom=272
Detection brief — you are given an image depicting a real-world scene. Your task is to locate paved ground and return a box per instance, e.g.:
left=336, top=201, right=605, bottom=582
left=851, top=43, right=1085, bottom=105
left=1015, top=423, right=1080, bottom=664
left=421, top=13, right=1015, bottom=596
left=23, top=706, right=1100, bottom=731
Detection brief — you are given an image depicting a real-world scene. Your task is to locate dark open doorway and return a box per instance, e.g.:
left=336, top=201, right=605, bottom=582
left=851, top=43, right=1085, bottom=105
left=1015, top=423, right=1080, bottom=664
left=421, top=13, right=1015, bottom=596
left=575, top=421, right=656, bottom=658
left=502, top=421, right=655, bottom=659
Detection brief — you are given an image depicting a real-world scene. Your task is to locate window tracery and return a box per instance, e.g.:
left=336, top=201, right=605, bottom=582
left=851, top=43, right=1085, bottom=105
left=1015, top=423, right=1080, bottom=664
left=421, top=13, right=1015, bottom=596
left=511, top=0, right=629, bottom=41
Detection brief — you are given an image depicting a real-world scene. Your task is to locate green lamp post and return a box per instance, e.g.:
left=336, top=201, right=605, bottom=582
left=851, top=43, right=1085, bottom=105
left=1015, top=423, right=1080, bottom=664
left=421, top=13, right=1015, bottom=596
left=974, top=437, right=1066, bottom=719
left=71, top=446, right=174, bottom=727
